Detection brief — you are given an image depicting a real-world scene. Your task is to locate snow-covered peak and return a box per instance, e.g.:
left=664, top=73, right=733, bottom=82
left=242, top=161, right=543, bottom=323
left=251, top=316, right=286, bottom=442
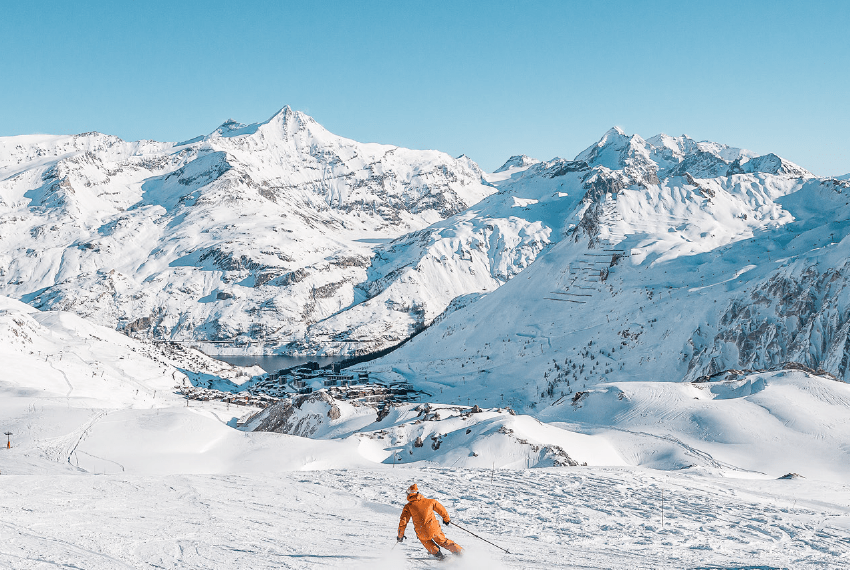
left=205, top=106, right=368, bottom=163
left=645, top=133, right=700, bottom=158
left=572, top=128, right=811, bottom=183
left=645, top=132, right=686, bottom=149
left=212, top=118, right=257, bottom=138
left=727, top=153, right=812, bottom=178
left=0, top=105, right=496, bottom=356
left=644, top=133, right=755, bottom=163
left=494, top=155, right=540, bottom=173
left=696, top=140, right=756, bottom=163
left=207, top=106, right=315, bottom=142
left=575, top=127, right=633, bottom=166
left=455, top=154, right=486, bottom=178
left=574, top=128, right=657, bottom=184
left=259, top=105, right=321, bottom=138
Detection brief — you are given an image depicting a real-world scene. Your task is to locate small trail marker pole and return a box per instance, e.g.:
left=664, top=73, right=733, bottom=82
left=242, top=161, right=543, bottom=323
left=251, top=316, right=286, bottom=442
left=4, top=432, right=11, bottom=449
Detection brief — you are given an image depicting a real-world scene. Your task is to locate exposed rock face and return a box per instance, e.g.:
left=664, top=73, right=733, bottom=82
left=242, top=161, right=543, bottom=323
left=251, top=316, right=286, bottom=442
left=252, top=391, right=342, bottom=437
left=494, top=155, right=540, bottom=173
left=376, top=402, right=391, bottom=422
left=544, top=445, right=580, bottom=467
left=668, top=150, right=731, bottom=179
left=687, top=261, right=850, bottom=382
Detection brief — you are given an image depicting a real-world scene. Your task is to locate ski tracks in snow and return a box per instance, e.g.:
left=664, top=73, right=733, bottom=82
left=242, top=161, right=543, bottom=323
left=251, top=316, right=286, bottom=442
left=1, top=468, right=849, bottom=569
left=45, top=355, right=74, bottom=397
left=38, top=409, right=109, bottom=467
left=317, top=467, right=850, bottom=569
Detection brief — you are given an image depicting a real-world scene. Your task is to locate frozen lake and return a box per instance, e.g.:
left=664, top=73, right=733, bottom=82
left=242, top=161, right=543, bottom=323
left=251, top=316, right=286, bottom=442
left=213, top=354, right=345, bottom=373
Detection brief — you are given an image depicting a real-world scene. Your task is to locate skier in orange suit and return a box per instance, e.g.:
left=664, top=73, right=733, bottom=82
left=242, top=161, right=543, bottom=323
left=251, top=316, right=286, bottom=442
left=397, top=483, right=463, bottom=559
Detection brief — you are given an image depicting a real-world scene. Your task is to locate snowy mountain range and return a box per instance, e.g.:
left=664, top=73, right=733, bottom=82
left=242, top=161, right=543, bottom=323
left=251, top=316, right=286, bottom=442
left=6, top=111, right=841, bottom=371
left=333, top=126, right=850, bottom=481
left=0, top=107, right=493, bottom=355
left=5, top=109, right=850, bottom=415
left=4, top=111, right=850, bottom=568
left=369, top=127, right=850, bottom=392
left=4, top=108, right=850, bottom=382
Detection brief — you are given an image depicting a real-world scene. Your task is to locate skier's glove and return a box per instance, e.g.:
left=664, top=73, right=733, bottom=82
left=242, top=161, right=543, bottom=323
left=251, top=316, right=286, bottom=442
left=397, top=536, right=405, bottom=542
left=443, top=519, right=450, bottom=525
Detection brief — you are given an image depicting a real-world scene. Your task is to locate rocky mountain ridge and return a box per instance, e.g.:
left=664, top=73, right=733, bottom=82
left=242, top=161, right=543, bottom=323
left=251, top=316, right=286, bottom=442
left=2, top=111, right=845, bottom=377
left=359, top=128, right=850, bottom=412
left=0, top=107, right=493, bottom=355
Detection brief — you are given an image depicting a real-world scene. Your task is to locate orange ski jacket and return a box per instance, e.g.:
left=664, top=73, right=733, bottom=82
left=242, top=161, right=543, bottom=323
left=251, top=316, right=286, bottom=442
left=398, top=493, right=450, bottom=540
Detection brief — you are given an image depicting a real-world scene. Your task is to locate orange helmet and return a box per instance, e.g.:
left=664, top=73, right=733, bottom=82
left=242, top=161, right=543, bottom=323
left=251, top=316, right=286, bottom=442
left=406, top=483, right=419, bottom=499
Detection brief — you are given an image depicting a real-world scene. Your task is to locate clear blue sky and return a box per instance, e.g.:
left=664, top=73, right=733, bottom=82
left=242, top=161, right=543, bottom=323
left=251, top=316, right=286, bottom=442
left=1, top=0, right=848, bottom=175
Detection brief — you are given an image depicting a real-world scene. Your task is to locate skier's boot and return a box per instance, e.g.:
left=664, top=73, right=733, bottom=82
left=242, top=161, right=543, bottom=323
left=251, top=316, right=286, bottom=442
left=433, top=550, right=445, bottom=560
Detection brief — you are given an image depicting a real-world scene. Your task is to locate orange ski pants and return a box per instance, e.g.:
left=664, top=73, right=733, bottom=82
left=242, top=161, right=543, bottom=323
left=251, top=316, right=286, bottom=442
left=420, top=531, right=462, bottom=556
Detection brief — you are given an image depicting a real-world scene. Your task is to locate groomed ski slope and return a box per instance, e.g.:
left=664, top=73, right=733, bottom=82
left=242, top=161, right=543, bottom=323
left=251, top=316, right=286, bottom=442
left=2, top=468, right=849, bottom=569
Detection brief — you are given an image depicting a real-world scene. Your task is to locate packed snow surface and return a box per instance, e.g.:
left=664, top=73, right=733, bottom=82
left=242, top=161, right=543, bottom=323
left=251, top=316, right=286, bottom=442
left=4, top=469, right=850, bottom=569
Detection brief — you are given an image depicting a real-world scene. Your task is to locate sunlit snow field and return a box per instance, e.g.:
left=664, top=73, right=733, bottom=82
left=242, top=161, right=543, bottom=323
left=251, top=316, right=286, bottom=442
left=3, top=467, right=849, bottom=569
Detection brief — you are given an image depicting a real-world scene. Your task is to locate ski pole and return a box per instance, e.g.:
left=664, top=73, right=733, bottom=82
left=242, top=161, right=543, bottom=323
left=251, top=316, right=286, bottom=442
left=449, top=521, right=511, bottom=554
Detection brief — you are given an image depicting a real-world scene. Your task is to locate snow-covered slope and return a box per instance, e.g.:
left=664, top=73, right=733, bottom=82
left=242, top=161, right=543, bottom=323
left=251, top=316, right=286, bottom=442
left=0, top=108, right=493, bottom=356
left=542, top=369, right=850, bottom=480
left=355, top=127, right=823, bottom=365
left=0, top=295, right=409, bottom=475
left=0, top=295, right=238, bottom=410
left=4, top=468, right=850, bottom=569
left=349, top=129, right=850, bottom=482
left=0, top=295, right=625, bottom=475
left=247, top=392, right=624, bottom=469
left=3, top=293, right=850, bottom=569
